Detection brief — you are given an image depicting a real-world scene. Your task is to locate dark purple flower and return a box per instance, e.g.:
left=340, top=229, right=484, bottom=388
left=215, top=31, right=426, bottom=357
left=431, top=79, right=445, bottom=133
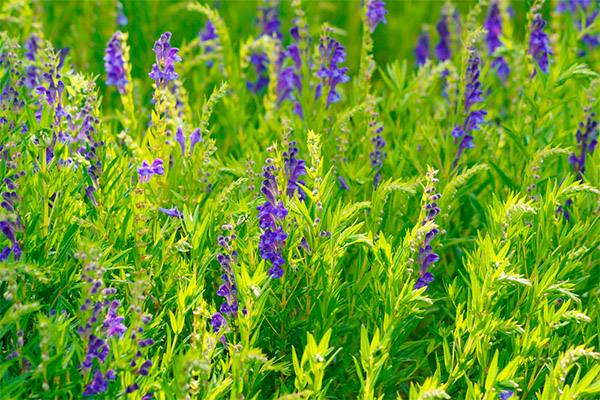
left=24, top=34, right=42, bottom=62
left=435, top=9, right=452, bottom=62
left=366, top=0, right=388, bottom=33
left=103, top=300, right=127, bottom=338
left=137, top=159, right=164, bottom=183
left=211, top=312, right=227, bottom=333
left=137, top=360, right=153, bottom=376
left=499, top=390, right=514, bottom=400
left=528, top=14, right=553, bottom=75
left=148, top=32, right=181, bottom=89
left=283, top=141, right=307, bottom=200
left=568, top=110, right=598, bottom=178
left=138, top=339, right=155, bottom=348
left=414, top=27, right=430, bottom=66
left=298, top=237, right=311, bottom=254
left=0, top=221, right=16, bottom=244
left=104, top=31, right=128, bottom=95
left=454, top=48, right=487, bottom=165
left=83, top=368, right=109, bottom=397
left=257, top=5, right=282, bottom=38
left=484, top=1, right=510, bottom=80
left=316, top=33, right=350, bottom=108
left=247, top=52, right=270, bottom=93
left=369, top=115, right=387, bottom=188
left=125, top=383, right=140, bottom=394
left=338, top=175, right=349, bottom=191
left=199, top=20, right=218, bottom=67
left=159, top=206, right=183, bottom=218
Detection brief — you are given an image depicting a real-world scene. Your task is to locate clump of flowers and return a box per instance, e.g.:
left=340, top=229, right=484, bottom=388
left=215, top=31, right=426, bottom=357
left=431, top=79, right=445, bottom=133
left=283, top=140, right=307, bottom=200
left=315, top=27, right=350, bottom=108
left=452, top=46, right=487, bottom=165
left=568, top=107, right=598, bottom=178
left=435, top=6, right=453, bottom=62
left=256, top=157, right=288, bottom=279
left=137, top=159, right=165, bottom=183
left=414, top=26, right=430, bottom=66
left=149, top=32, right=181, bottom=89
left=367, top=98, right=387, bottom=188
left=104, top=31, right=129, bottom=94
left=528, top=9, right=552, bottom=75
left=365, top=0, right=388, bottom=33
left=414, top=169, right=442, bottom=290
left=484, top=1, right=510, bottom=80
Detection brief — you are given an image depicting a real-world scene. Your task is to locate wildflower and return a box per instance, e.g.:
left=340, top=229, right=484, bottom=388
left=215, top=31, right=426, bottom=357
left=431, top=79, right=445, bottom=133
left=148, top=32, right=181, bottom=89
left=104, top=31, right=129, bottom=94
left=199, top=20, right=218, bottom=67
left=137, top=159, right=165, bottom=183
left=338, top=175, right=349, bottom=191
left=557, top=1, right=599, bottom=51
left=116, top=2, right=128, bottom=26
left=298, top=237, right=311, bottom=254
left=366, top=0, right=388, bottom=33
left=415, top=170, right=441, bottom=290
left=257, top=4, right=282, bottom=39
left=499, top=390, right=514, bottom=400
left=435, top=8, right=452, bottom=62
left=174, top=127, right=204, bottom=156
left=367, top=102, right=387, bottom=188
left=414, top=27, right=430, bottom=66
left=453, top=47, right=487, bottom=165
left=158, top=206, right=183, bottom=218
left=528, top=13, right=552, bottom=74
left=257, top=161, right=288, bottom=279
left=102, top=300, right=127, bottom=338
left=568, top=109, right=598, bottom=178
left=83, top=368, right=109, bottom=397
left=484, top=1, right=510, bottom=80
left=211, top=312, right=227, bottom=332
left=283, top=141, right=307, bottom=200
left=316, top=30, right=350, bottom=108
left=24, top=33, right=42, bottom=62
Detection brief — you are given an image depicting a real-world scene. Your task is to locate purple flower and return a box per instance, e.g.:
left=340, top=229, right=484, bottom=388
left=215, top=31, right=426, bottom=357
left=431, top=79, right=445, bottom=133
left=24, top=33, right=42, bottom=62
left=199, top=20, right=218, bottom=67
left=83, top=368, right=109, bottom=397
left=454, top=48, right=487, bottom=165
left=0, top=221, right=16, bottom=244
left=174, top=127, right=204, bottom=156
left=499, top=390, right=514, bottom=400
left=366, top=0, right=388, bottom=33
left=137, top=159, right=165, bottom=183
left=137, top=360, right=153, bottom=376
left=568, top=110, right=598, bottom=178
left=211, top=312, right=227, bottom=333
left=284, top=141, right=307, bottom=200
left=104, top=31, right=129, bottom=94
left=298, top=237, right=311, bottom=254
left=435, top=9, right=452, bottom=62
left=528, top=14, right=553, bottom=75
left=484, top=1, right=510, bottom=80
left=316, top=33, right=350, bottom=108
left=257, top=5, right=282, bottom=39
left=368, top=114, right=387, bottom=188
left=159, top=206, right=183, bottom=218
left=125, top=383, right=140, bottom=394
left=338, top=175, right=349, bottom=191
left=247, top=52, right=270, bottom=94
left=103, top=300, right=127, bottom=338
left=414, top=27, right=430, bottom=66
left=414, top=170, right=442, bottom=291
left=148, top=32, right=181, bottom=89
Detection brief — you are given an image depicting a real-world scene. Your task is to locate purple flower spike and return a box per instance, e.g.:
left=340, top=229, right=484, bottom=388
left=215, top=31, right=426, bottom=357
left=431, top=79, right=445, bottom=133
left=138, top=158, right=165, bottom=183
left=83, top=368, right=109, bottom=397
left=528, top=14, right=553, bottom=75
left=499, top=390, right=514, bottom=400
left=284, top=141, right=307, bottom=200
left=148, top=32, right=181, bottom=89
left=189, top=128, right=203, bottom=155
left=338, top=175, right=349, bottom=191
left=159, top=206, right=183, bottom=218
left=366, top=0, right=388, bottom=33
left=316, top=33, right=350, bottom=108
left=414, top=27, right=430, bottom=66
left=484, top=1, right=510, bottom=80
left=104, top=31, right=129, bottom=95
left=175, top=127, right=186, bottom=156
left=211, top=312, right=227, bottom=333
left=435, top=9, right=452, bottom=62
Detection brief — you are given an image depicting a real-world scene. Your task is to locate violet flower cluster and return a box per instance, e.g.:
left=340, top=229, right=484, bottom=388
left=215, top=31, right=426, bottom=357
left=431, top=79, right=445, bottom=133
left=414, top=170, right=441, bottom=290
left=283, top=140, right=307, bottom=200
left=104, top=31, right=128, bottom=95
left=434, top=8, right=452, bottom=62
left=257, top=160, right=288, bottom=279
left=568, top=109, right=598, bottom=178
left=174, top=127, right=204, bottom=157
left=368, top=109, right=387, bottom=188
left=1, top=172, right=23, bottom=262
left=414, top=27, right=430, bottom=66
left=528, top=13, right=553, bottom=75
left=365, top=0, right=388, bottom=33
left=452, top=47, right=487, bottom=165
left=315, top=30, right=350, bottom=108
left=484, top=1, right=510, bottom=81
left=199, top=20, right=218, bottom=67
left=247, top=5, right=282, bottom=93
left=149, top=32, right=181, bottom=90
left=137, top=159, right=165, bottom=183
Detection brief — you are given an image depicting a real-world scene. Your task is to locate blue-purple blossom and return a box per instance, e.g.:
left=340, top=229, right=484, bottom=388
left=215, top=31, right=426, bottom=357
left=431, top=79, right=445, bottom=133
left=414, top=27, right=430, bottom=66
left=138, top=159, right=165, bottom=183
left=116, top=2, right=128, bottom=26
left=316, top=33, right=349, bottom=108
left=528, top=14, right=553, bottom=75
left=435, top=9, right=452, bottom=62
left=199, top=20, right=218, bottom=67
left=174, top=127, right=204, bottom=156
left=104, top=31, right=128, bottom=95
left=102, top=300, right=127, bottom=338
left=159, top=206, right=183, bottom=218
left=368, top=111, right=387, bottom=188
left=366, top=0, right=388, bottom=33
left=414, top=170, right=442, bottom=290
left=453, top=47, right=487, bottom=165
left=257, top=5, right=282, bottom=39
left=257, top=162, right=288, bottom=279
left=149, top=32, right=181, bottom=89
left=568, top=110, right=598, bottom=178
left=338, top=175, right=349, bottom=191
left=499, top=390, right=514, bottom=400
left=283, top=141, right=307, bottom=200
left=484, top=1, right=510, bottom=80
left=211, top=312, right=227, bottom=332
left=83, top=368, right=109, bottom=397
left=24, top=33, right=42, bottom=62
